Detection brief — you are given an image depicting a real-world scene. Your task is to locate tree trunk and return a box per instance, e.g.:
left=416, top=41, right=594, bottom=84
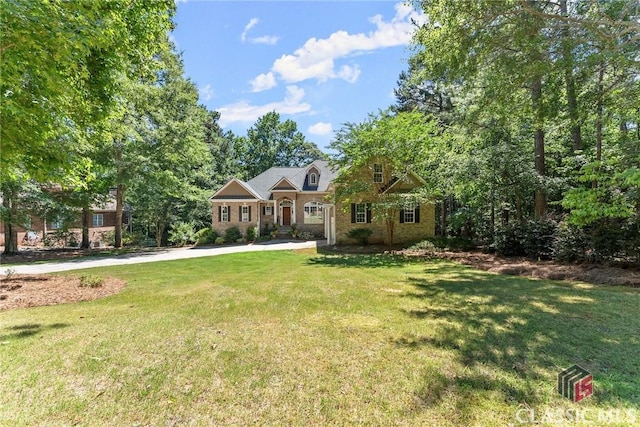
left=595, top=64, right=604, bottom=163
left=81, top=206, right=91, bottom=249
left=115, top=183, right=124, bottom=248
left=560, top=0, right=582, bottom=152
left=385, top=218, right=395, bottom=247
left=440, top=199, right=447, bottom=237
left=531, top=76, right=547, bottom=219
left=593, top=63, right=605, bottom=189
left=2, top=189, right=18, bottom=255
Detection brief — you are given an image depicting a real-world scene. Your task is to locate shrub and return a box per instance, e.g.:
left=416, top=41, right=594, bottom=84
left=493, top=219, right=557, bottom=259
left=246, top=226, right=257, bottom=242
left=346, top=228, right=373, bottom=245
left=79, top=274, right=104, bottom=288
left=553, top=221, right=589, bottom=262
left=194, top=227, right=218, bottom=246
left=168, top=222, right=196, bottom=247
left=409, top=240, right=438, bottom=252
left=214, top=236, right=225, bottom=245
left=224, top=226, right=242, bottom=243
left=299, top=231, right=315, bottom=240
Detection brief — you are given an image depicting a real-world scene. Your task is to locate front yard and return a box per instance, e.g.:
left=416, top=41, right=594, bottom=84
left=1, top=249, right=638, bottom=426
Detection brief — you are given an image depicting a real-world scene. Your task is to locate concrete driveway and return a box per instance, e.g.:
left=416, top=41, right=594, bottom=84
left=0, top=240, right=324, bottom=275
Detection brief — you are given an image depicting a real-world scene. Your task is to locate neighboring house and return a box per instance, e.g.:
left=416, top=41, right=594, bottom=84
left=0, top=189, right=131, bottom=248
left=209, top=160, right=435, bottom=245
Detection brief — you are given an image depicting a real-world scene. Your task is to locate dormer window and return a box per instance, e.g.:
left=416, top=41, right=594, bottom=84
left=309, top=172, right=317, bottom=185
left=373, top=163, right=383, bottom=183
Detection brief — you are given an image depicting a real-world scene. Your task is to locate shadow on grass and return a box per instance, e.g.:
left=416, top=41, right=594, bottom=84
left=307, top=248, right=418, bottom=269
left=0, top=322, right=70, bottom=340
left=394, top=264, right=640, bottom=409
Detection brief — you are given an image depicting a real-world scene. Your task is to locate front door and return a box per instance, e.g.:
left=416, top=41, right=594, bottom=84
left=282, top=206, right=291, bottom=226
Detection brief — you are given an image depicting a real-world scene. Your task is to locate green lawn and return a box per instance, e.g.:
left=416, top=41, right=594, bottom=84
left=1, top=250, right=638, bottom=426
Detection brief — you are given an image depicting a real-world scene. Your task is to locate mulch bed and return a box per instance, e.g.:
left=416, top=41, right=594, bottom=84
left=0, top=274, right=126, bottom=311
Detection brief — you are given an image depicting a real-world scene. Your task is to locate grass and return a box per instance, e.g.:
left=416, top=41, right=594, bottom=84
left=1, top=249, right=639, bottom=426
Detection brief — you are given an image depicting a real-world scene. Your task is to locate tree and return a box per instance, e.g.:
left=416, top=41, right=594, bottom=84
left=409, top=0, right=639, bottom=243
left=1, top=0, right=174, bottom=253
left=0, top=0, right=175, bottom=185
left=238, top=112, right=325, bottom=178
left=330, top=110, right=440, bottom=245
left=121, top=48, right=212, bottom=247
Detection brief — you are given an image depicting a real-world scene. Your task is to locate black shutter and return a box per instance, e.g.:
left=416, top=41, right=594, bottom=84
left=262, top=206, right=266, bottom=215
left=415, top=205, right=420, bottom=223
left=350, top=203, right=356, bottom=223
left=249, top=207, right=252, bottom=222
left=366, top=203, right=372, bottom=223
left=399, top=209, right=405, bottom=224
left=239, top=206, right=242, bottom=221
left=218, top=206, right=222, bottom=222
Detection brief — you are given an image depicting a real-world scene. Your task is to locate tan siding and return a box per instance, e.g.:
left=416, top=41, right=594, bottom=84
left=215, top=181, right=255, bottom=198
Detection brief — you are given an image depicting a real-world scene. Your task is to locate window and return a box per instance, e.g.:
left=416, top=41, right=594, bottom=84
left=309, top=173, right=317, bottom=185
left=220, top=206, right=229, bottom=222
left=241, top=206, right=250, bottom=222
left=403, top=204, right=415, bottom=224
left=49, top=217, right=63, bottom=230
left=92, top=213, right=104, bottom=227
left=373, top=163, right=383, bottom=183
left=355, top=203, right=367, bottom=223
left=304, top=201, right=323, bottom=224
left=400, top=202, right=420, bottom=224
left=264, top=205, right=273, bottom=215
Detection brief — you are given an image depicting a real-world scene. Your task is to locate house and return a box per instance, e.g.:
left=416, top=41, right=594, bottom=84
left=0, top=189, right=131, bottom=248
left=209, top=160, right=435, bottom=245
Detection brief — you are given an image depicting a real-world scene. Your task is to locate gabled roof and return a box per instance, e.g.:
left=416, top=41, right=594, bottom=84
left=381, top=171, right=427, bottom=194
left=244, top=160, right=337, bottom=200
left=209, top=160, right=336, bottom=202
left=209, top=178, right=263, bottom=201
left=269, top=177, right=301, bottom=192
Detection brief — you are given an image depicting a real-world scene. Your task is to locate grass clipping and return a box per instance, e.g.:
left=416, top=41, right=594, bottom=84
left=0, top=274, right=125, bottom=310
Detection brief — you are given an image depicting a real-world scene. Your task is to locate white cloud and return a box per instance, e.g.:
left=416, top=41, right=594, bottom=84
left=199, top=84, right=215, bottom=101
left=250, top=72, right=277, bottom=92
left=251, top=35, right=280, bottom=45
left=241, top=18, right=259, bottom=42
left=241, top=18, right=279, bottom=45
left=217, top=85, right=311, bottom=127
left=260, top=2, right=425, bottom=85
left=308, top=122, right=333, bottom=136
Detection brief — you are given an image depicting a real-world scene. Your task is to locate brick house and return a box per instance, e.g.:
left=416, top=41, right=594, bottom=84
left=0, top=190, right=131, bottom=248
left=210, top=160, right=435, bottom=245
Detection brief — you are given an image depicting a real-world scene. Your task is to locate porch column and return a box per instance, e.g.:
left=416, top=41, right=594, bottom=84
left=256, top=201, right=261, bottom=235
left=274, top=199, right=278, bottom=225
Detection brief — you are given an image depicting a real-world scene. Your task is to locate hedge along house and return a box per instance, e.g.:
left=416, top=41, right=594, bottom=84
left=210, top=159, right=436, bottom=245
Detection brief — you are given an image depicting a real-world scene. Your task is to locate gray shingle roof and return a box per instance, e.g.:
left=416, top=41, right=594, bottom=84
left=245, top=160, right=336, bottom=200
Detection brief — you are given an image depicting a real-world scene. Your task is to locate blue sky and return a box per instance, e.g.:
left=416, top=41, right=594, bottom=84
left=171, top=1, right=425, bottom=152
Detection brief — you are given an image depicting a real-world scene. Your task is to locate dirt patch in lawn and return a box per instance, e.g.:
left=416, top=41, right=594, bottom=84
left=0, top=274, right=126, bottom=311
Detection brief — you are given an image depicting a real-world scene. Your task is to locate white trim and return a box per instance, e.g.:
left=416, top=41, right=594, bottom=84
left=210, top=198, right=266, bottom=203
